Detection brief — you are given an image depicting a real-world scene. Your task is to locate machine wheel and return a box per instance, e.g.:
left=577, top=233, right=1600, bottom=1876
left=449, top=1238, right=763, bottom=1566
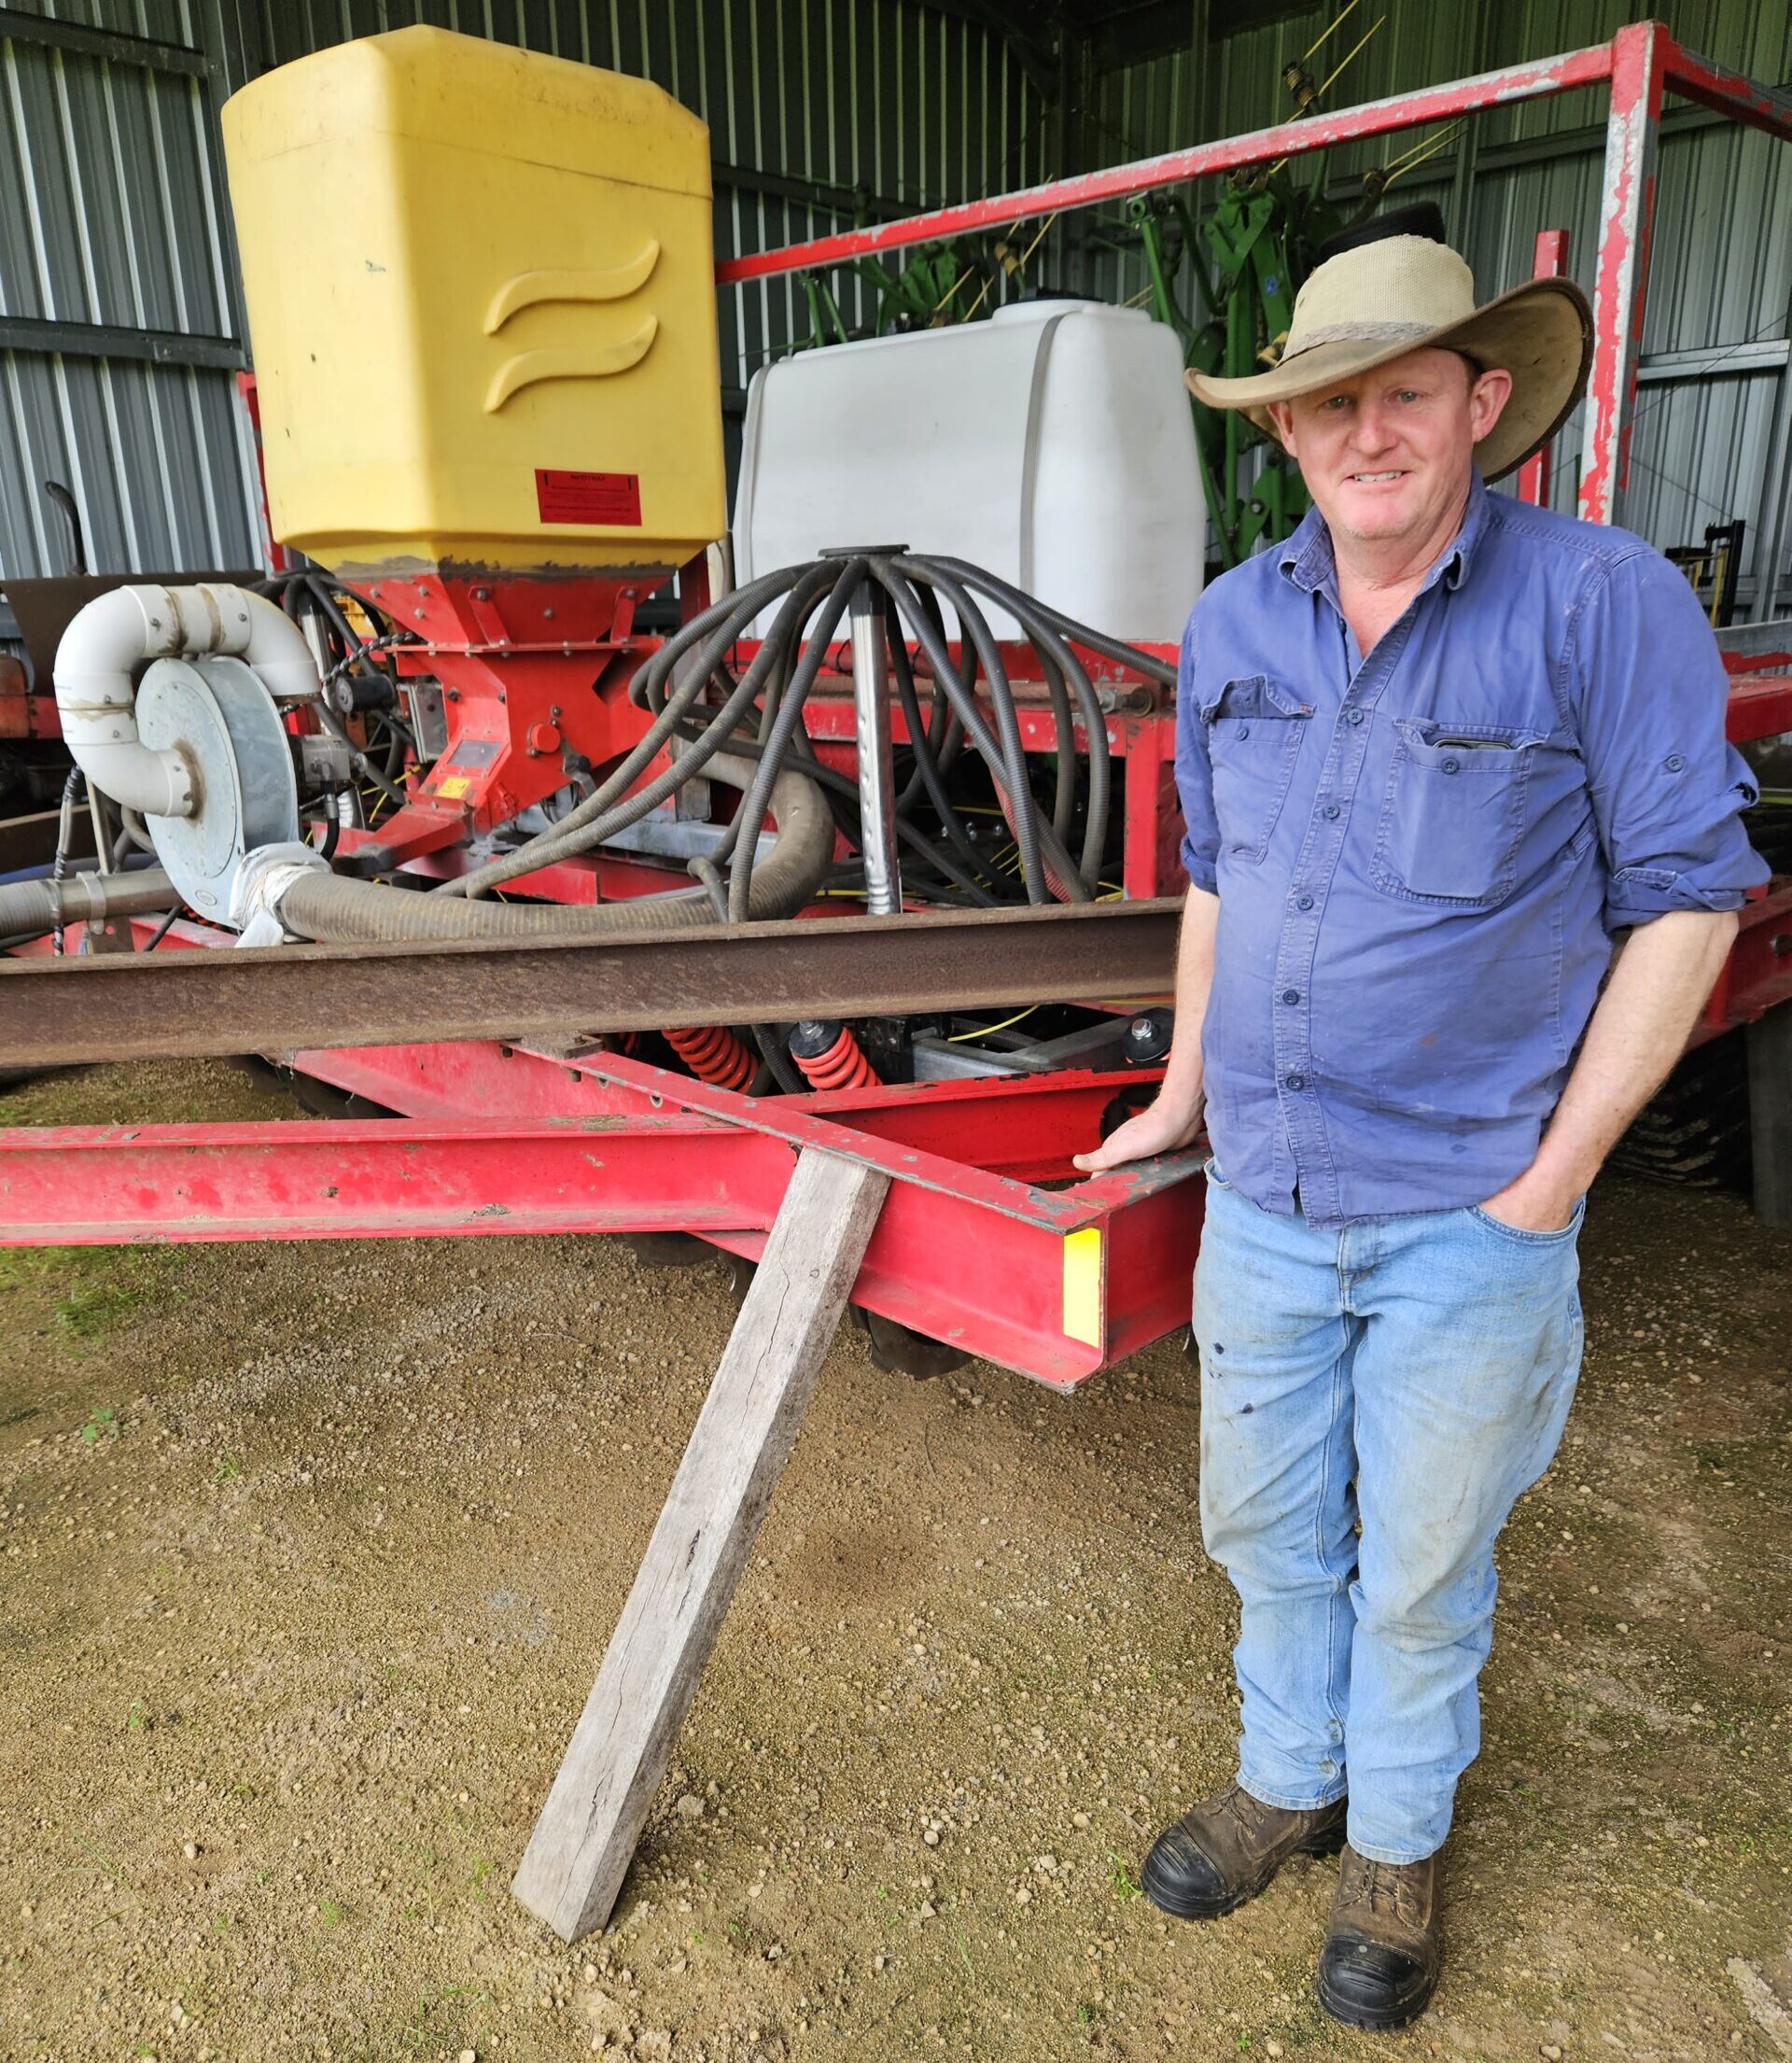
left=720, top=1254, right=759, bottom=1306
left=620, top=1231, right=717, bottom=1269
left=854, top=1305, right=972, bottom=1381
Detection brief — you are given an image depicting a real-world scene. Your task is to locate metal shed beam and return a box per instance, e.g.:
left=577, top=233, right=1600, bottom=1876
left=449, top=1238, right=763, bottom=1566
left=0, top=7, right=206, bottom=77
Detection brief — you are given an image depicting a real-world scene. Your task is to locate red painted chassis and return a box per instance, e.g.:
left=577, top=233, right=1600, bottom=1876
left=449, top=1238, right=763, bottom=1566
left=2, top=21, right=1789, bottom=1388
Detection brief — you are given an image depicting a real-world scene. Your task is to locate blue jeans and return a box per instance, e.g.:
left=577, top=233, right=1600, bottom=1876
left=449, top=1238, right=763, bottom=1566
left=1193, top=1161, right=1584, bottom=1864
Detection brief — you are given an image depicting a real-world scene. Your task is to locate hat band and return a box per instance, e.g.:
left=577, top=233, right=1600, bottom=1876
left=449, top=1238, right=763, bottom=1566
left=1280, top=318, right=1439, bottom=364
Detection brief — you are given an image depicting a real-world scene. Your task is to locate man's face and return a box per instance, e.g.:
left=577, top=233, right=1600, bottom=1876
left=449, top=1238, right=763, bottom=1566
left=1266, top=346, right=1514, bottom=553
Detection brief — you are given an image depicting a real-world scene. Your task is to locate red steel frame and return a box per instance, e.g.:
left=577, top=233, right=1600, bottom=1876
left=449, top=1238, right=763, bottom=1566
left=3, top=23, right=1790, bottom=1386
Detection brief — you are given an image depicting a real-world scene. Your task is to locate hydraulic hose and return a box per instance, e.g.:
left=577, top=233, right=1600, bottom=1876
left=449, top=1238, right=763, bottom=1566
left=273, top=756, right=831, bottom=944
left=437, top=562, right=838, bottom=902
left=0, top=865, right=178, bottom=937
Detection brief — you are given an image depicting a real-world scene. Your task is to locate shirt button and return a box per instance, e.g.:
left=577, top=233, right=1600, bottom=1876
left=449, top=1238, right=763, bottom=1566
left=1281, top=989, right=1300, bottom=1005
left=1664, top=752, right=1685, bottom=771
left=1322, top=803, right=1340, bottom=820
left=1285, top=1074, right=1307, bottom=1091
left=1296, top=893, right=1314, bottom=910
left=1347, top=708, right=1365, bottom=725
left=1237, top=723, right=1251, bottom=739
left=1442, top=756, right=1461, bottom=774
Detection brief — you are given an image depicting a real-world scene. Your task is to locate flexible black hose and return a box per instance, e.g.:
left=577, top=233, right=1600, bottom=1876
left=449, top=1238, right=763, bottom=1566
left=885, top=631, right=1001, bottom=892
left=441, top=563, right=833, bottom=900
left=727, top=559, right=866, bottom=920
left=50, top=767, right=80, bottom=957
left=670, top=717, right=1000, bottom=907
left=751, top=1022, right=809, bottom=1094
left=875, top=560, right=1086, bottom=904
left=927, top=554, right=1178, bottom=688
left=914, top=560, right=1086, bottom=902
left=913, top=554, right=1112, bottom=885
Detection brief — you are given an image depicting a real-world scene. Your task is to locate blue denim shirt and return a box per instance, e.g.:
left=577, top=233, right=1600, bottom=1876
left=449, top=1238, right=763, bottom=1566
left=1175, top=473, right=1767, bottom=1227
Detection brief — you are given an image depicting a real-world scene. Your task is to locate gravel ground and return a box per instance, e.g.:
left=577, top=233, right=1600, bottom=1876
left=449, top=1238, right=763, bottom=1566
left=0, top=1059, right=1788, bottom=2063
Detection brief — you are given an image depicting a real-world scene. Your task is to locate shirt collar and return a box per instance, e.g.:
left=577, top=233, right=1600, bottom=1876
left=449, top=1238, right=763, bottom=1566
left=1276, top=468, right=1492, bottom=598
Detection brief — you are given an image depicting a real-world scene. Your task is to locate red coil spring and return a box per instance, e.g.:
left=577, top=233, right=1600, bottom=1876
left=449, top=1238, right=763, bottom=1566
left=792, top=1024, right=879, bottom=1093
left=665, top=1023, right=757, bottom=1091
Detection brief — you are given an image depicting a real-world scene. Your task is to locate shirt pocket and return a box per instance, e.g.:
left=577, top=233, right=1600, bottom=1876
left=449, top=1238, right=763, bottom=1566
left=1370, top=719, right=1552, bottom=905
left=1201, top=674, right=1312, bottom=863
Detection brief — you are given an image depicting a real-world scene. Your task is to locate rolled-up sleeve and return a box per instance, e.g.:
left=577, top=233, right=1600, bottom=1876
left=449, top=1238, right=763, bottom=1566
left=1567, top=548, right=1769, bottom=932
left=1173, top=609, right=1219, bottom=893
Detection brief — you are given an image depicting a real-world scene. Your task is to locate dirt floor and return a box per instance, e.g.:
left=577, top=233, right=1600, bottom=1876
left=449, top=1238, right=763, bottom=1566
left=1, top=1060, right=1789, bottom=2063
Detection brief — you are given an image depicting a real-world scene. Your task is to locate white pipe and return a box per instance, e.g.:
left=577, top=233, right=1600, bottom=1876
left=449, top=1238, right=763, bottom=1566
left=53, top=582, right=320, bottom=820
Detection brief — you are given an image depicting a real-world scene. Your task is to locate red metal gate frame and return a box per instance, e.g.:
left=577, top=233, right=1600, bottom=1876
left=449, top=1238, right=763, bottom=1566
left=2, top=22, right=1789, bottom=1386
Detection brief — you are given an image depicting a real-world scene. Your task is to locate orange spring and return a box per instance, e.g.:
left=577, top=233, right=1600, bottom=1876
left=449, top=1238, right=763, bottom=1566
left=791, top=1023, right=879, bottom=1093
left=665, top=1023, right=757, bottom=1091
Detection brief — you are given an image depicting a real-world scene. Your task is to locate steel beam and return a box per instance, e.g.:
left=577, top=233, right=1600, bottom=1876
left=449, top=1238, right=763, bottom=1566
left=1661, top=41, right=1792, bottom=145
left=0, top=900, right=1182, bottom=1069
left=0, top=1114, right=793, bottom=1244
left=0, top=7, right=208, bottom=77
left=714, top=42, right=1617, bottom=286
left=0, top=316, right=244, bottom=372
left=1579, top=21, right=1668, bottom=526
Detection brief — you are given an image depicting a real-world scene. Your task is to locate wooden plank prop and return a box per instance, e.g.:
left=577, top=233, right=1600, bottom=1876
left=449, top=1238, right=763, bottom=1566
left=512, top=1147, right=890, bottom=1942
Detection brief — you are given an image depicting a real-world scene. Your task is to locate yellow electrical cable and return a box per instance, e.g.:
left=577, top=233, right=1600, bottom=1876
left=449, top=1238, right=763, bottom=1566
left=961, top=212, right=1058, bottom=323
left=946, top=1005, right=1039, bottom=1044
left=1303, top=0, right=1362, bottom=63
left=1315, top=16, right=1384, bottom=101
left=1380, top=119, right=1463, bottom=175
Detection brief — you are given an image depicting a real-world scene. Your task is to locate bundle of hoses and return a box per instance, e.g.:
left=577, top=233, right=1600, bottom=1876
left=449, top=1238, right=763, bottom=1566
left=422, top=551, right=1176, bottom=918
left=266, top=554, right=1170, bottom=946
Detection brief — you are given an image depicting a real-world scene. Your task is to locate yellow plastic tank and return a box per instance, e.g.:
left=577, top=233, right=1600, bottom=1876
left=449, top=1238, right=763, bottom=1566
left=220, top=27, right=725, bottom=579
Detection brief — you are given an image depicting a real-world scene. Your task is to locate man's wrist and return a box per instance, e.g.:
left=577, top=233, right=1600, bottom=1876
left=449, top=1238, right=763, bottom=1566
left=1154, top=1070, right=1205, bottom=1126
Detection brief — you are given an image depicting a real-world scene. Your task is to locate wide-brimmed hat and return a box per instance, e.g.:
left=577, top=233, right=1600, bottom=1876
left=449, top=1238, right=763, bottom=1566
left=1185, top=231, right=1592, bottom=482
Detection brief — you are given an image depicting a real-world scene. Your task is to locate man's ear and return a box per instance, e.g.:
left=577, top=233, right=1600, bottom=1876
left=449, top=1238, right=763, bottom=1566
left=1469, top=368, right=1514, bottom=442
left=1265, top=400, right=1297, bottom=456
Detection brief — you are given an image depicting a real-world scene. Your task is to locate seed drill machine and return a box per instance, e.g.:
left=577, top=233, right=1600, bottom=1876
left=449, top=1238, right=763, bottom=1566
left=0, top=20, right=1788, bottom=1941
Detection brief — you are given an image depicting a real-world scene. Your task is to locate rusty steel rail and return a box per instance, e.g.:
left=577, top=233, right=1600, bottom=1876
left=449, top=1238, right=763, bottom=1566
left=0, top=899, right=1182, bottom=1068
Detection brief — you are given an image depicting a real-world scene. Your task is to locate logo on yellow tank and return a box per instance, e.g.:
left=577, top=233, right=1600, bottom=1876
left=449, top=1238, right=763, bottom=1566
left=481, top=239, right=662, bottom=413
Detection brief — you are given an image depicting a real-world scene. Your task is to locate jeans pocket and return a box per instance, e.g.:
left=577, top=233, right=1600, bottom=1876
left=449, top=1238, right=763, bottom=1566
left=1203, top=675, right=1312, bottom=863
left=1370, top=719, right=1550, bottom=905
left=1468, top=1193, right=1587, bottom=1245
left=1203, top=1155, right=1232, bottom=1189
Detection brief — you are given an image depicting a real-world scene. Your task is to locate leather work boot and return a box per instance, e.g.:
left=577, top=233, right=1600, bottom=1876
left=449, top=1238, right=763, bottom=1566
left=1140, top=1781, right=1348, bottom=1920
left=1316, top=1842, right=1444, bottom=2031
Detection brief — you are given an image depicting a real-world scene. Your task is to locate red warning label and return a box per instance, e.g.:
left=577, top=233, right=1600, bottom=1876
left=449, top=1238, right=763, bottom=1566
left=535, top=468, right=642, bottom=526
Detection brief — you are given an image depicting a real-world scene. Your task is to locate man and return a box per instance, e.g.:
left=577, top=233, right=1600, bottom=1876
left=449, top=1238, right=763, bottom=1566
left=1073, top=217, right=1767, bottom=2031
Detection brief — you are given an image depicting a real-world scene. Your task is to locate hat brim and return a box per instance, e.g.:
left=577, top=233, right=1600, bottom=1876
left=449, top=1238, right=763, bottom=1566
left=1183, top=275, right=1592, bottom=484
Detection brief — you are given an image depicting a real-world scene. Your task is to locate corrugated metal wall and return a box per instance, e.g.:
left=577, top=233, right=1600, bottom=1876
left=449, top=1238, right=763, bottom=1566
left=0, top=0, right=1046, bottom=653
left=0, top=1, right=260, bottom=620
left=1085, top=0, right=1792, bottom=611
left=2, top=0, right=1788, bottom=628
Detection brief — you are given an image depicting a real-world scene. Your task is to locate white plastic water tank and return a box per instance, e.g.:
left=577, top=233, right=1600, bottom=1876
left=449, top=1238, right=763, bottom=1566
left=732, top=300, right=1204, bottom=642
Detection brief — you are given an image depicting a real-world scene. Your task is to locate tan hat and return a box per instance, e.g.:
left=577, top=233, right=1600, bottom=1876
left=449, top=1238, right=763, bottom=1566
left=1185, top=234, right=1592, bottom=483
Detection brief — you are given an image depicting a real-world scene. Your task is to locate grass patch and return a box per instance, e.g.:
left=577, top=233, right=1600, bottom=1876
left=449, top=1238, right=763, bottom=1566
left=0, top=1243, right=189, bottom=1350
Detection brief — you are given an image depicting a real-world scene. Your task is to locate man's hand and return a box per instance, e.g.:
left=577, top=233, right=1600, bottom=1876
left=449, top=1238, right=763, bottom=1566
left=1477, top=909, right=1739, bottom=1233
left=1072, top=1094, right=1205, bottom=1175
left=1475, top=1168, right=1581, bottom=1233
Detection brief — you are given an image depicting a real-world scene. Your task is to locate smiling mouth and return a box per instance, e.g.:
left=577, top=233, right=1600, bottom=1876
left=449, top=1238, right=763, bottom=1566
left=1347, top=470, right=1407, bottom=484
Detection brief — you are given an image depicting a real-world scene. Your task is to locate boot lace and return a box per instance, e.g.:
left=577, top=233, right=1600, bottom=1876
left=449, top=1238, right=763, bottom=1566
left=1225, top=1783, right=1273, bottom=1835
left=1349, top=1853, right=1424, bottom=1924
